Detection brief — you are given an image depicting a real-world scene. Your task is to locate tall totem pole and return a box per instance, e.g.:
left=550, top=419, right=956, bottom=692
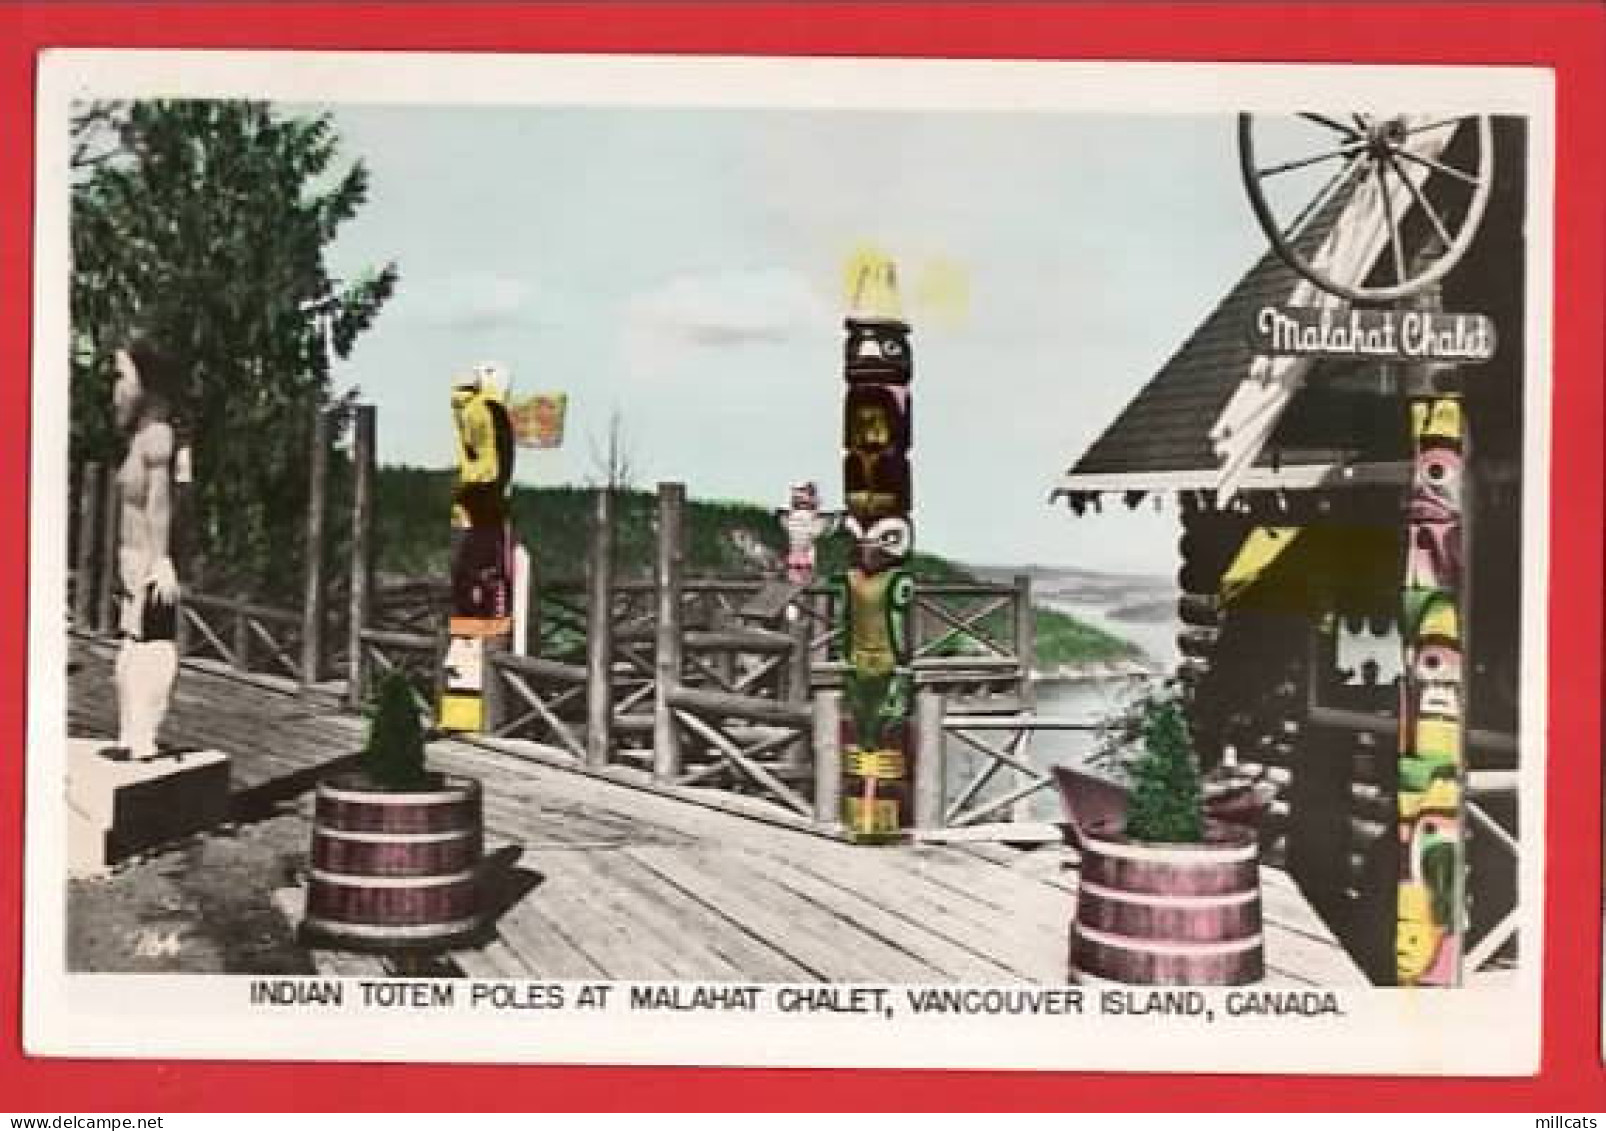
left=1396, top=289, right=1467, bottom=987
left=441, top=363, right=517, bottom=732
left=1238, top=113, right=1494, bottom=986
left=837, top=251, right=916, bottom=842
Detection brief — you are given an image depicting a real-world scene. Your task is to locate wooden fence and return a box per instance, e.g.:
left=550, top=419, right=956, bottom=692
left=70, top=404, right=380, bottom=701
left=72, top=414, right=1078, bottom=839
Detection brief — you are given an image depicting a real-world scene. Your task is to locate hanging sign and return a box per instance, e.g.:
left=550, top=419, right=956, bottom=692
left=1248, top=306, right=1496, bottom=364
left=507, top=392, right=568, bottom=449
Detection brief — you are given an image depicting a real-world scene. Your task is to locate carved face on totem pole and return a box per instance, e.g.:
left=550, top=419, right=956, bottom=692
left=845, top=514, right=912, bottom=576
left=1405, top=398, right=1464, bottom=592
left=843, top=384, right=912, bottom=518
left=844, top=319, right=913, bottom=385
left=790, top=481, right=820, bottom=512
left=1397, top=780, right=1461, bottom=985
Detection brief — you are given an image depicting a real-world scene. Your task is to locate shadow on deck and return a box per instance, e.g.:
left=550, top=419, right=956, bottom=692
left=67, top=637, right=1368, bottom=986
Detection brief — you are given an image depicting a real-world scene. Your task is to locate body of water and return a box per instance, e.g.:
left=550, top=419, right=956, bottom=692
left=935, top=582, right=1179, bottom=825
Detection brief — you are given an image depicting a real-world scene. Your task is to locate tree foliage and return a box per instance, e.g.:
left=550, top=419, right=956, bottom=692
left=359, top=670, right=430, bottom=789
left=1122, top=694, right=1206, bottom=843
left=71, top=99, right=398, bottom=596
left=1093, top=683, right=1206, bottom=843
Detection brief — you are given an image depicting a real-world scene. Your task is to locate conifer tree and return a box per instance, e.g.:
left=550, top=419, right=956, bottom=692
left=360, top=671, right=429, bottom=789
left=1123, top=697, right=1205, bottom=843
left=71, top=99, right=398, bottom=597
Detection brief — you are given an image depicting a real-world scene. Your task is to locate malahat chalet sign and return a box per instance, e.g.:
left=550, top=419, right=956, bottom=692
left=1249, top=305, right=1497, bottom=364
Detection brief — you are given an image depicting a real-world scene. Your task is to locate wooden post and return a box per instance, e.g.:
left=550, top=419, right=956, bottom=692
left=481, top=638, right=506, bottom=737
left=914, top=689, right=945, bottom=830
left=1014, top=573, right=1037, bottom=711
left=95, top=463, right=120, bottom=636
left=1395, top=284, right=1468, bottom=988
left=73, top=461, right=102, bottom=631
left=345, top=404, right=376, bottom=710
left=652, top=482, right=685, bottom=783
left=1011, top=573, right=1038, bottom=823
left=585, top=487, right=615, bottom=768
left=784, top=599, right=814, bottom=772
left=812, top=688, right=842, bottom=829
left=231, top=597, right=251, bottom=673
left=299, top=405, right=330, bottom=687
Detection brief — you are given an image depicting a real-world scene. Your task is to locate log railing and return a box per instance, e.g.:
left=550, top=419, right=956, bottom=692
left=72, top=435, right=1053, bottom=837
left=930, top=708, right=1101, bottom=832
left=179, top=592, right=310, bottom=682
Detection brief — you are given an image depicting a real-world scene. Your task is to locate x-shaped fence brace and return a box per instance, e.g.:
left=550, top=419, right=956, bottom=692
left=244, top=617, right=303, bottom=680
left=1464, top=782, right=1519, bottom=972
left=613, top=642, right=659, bottom=716
left=180, top=594, right=306, bottom=682
left=491, top=665, right=588, bottom=762
left=360, top=632, right=439, bottom=719
left=942, top=717, right=1054, bottom=828
left=672, top=709, right=813, bottom=818
left=668, top=686, right=814, bottom=818
left=180, top=603, right=237, bottom=666
left=915, top=592, right=1014, bottom=660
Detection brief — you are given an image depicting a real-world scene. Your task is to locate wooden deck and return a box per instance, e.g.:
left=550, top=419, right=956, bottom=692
left=67, top=637, right=1368, bottom=986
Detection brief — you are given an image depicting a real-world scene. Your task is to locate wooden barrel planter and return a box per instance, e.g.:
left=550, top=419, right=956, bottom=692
left=1070, top=820, right=1263, bottom=985
left=304, top=773, right=484, bottom=948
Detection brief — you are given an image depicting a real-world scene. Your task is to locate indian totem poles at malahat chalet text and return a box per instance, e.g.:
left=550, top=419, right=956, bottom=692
left=837, top=251, right=917, bottom=842
left=441, top=363, right=518, bottom=732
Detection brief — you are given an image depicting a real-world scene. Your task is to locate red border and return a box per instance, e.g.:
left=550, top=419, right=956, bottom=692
left=3, top=2, right=1602, bottom=1112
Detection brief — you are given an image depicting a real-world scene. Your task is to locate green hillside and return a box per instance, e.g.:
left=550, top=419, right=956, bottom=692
left=374, top=466, right=1140, bottom=668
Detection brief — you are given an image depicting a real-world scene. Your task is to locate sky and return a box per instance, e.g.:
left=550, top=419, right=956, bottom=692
left=312, top=104, right=1277, bottom=574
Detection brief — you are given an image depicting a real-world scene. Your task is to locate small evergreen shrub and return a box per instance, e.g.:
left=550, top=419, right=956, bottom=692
left=1123, top=696, right=1205, bottom=843
left=359, top=671, right=430, bottom=789
left=1093, top=683, right=1206, bottom=843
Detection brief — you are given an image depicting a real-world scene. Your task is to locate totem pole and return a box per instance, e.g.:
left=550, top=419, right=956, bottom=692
left=1396, top=298, right=1466, bottom=986
left=779, top=482, right=838, bottom=586
left=440, top=363, right=517, bottom=732
left=837, top=253, right=916, bottom=842
left=1238, top=114, right=1495, bottom=986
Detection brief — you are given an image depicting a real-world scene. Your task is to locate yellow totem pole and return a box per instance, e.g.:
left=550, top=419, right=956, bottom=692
left=441, top=363, right=516, bottom=732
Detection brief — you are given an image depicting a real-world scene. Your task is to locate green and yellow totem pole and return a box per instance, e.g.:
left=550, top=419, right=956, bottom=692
left=1396, top=347, right=1466, bottom=987
left=838, top=250, right=916, bottom=841
left=1237, top=113, right=1497, bottom=986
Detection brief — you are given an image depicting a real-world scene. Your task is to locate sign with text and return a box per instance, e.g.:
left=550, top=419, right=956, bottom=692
left=1249, top=306, right=1497, bottom=364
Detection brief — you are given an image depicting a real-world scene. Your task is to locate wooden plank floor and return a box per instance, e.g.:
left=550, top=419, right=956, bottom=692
left=67, top=637, right=1369, bottom=986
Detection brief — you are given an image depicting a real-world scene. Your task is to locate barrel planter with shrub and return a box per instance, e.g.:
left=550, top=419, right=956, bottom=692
left=304, top=671, right=485, bottom=949
left=1070, top=687, right=1264, bottom=986
left=1071, top=820, right=1263, bottom=984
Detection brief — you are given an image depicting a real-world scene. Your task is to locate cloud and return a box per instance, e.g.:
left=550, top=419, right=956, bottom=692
left=630, top=266, right=826, bottom=346
left=401, top=271, right=549, bottom=330
left=623, top=266, right=830, bottom=379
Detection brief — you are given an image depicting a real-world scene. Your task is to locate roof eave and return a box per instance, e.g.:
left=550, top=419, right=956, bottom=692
left=1050, top=459, right=1412, bottom=502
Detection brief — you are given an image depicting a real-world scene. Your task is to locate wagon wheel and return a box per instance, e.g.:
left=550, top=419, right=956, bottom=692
left=1238, top=112, right=1494, bottom=304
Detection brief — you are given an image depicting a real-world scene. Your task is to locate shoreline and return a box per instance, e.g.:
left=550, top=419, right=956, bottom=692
left=1031, top=659, right=1161, bottom=684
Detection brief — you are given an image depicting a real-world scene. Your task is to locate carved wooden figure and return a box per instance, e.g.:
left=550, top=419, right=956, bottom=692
left=1396, top=394, right=1466, bottom=986
left=441, top=363, right=517, bottom=732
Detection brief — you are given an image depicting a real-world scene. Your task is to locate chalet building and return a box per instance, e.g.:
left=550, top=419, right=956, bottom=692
left=1053, top=119, right=1526, bottom=983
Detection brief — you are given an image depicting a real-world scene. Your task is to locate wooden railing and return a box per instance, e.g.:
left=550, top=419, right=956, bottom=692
left=72, top=439, right=1054, bottom=838
left=180, top=592, right=311, bottom=683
